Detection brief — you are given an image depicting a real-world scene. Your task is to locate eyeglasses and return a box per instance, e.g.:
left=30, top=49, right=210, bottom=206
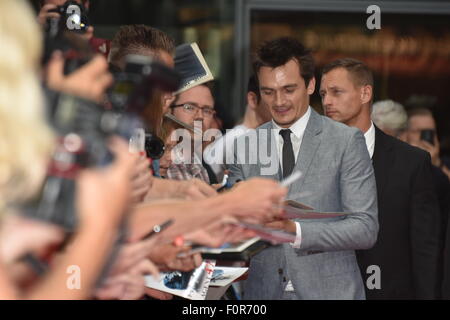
left=170, top=103, right=216, bottom=118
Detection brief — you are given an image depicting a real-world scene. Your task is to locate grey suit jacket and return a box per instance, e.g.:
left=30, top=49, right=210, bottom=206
left=227, top=109, right=378, bottom=300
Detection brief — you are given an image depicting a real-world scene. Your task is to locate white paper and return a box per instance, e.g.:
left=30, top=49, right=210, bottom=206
left=144, top=260, right=216, bottom=300
left=209, top=267, right=248, bottom=287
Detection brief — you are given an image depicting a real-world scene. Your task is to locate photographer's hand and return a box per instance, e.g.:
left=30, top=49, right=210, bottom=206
left=26, top=137, right=136, bottom=299
left=76, top=136, right=135, bottom=228
left=46, top=52, right=113, bottom=103
left=37, top=4, right=60, bottom=26
left=0, top=215, right=64, bottom=266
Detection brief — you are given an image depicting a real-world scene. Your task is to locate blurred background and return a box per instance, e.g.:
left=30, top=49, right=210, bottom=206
left=30, top=0, right=450, bottom=157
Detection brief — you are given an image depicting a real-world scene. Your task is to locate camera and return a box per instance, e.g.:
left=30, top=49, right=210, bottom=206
left=22, top=90, right=143, bottom=230
left=108, top=54, right=181, bottom=159
left=420, top=129, right=435, bottom=145
left=46, top=0, right=90, bottom=36
left=108, top=54, right=180, bottom=114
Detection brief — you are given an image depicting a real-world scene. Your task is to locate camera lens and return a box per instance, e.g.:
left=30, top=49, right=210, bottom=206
left=145, top=134, right=165, bottom=160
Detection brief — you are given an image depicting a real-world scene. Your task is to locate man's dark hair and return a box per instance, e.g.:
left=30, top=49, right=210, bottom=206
left=253, top=37, right=315, bottom=86
left=322, top=58, right=374, bottom=88
left=247, top=75, right=261, bottom=102
left=109, top=24, right=175, bottom=69
left=171, top=81, right=215, bottom=107
left=407, top=107, right=434, bottom=119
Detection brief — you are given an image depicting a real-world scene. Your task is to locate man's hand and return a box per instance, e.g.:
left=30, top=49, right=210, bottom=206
left=147, top=243, right=202, bottom=272
left=37, top=4, right=60, bottom=26
left=130, top=156, right=153, bottom=205
left=95, top=259, right=158, bottom=300
left=184, top=216, right=256, bottom=248
left=107, top=238, right=158, bottom=278
left=46, top=52, right=113, bottom=103
left=174, top=178, right=217, bottom=200
left=0, top=215, right=64, bottom=265
left=224, top=178, right=287, bottom=224
left=146, top=177, right=217, bottom=201
left=76, top=137, right=135, bottom=229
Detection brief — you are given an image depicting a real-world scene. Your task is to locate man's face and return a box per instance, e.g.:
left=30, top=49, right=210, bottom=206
left=258, top=59, right=315, bottom=128
left=407, top=115, right=436, bottom=145
left=320, top=68, right=367, bottom=125
left=171, top=85, right=215, bottom=131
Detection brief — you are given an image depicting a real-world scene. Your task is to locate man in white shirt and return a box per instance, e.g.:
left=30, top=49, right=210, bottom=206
left=320, top=58, right=441, bottom=299
left=228, top=38, right=378, bottom=300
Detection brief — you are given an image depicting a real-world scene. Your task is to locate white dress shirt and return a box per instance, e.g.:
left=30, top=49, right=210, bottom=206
left=272, top=107, right=311, bottom=292
left=272, top=106, right=311, bottom=249
left=272, top=106, right=311, bottom=172
left=364, top=122, right=375, bottom=159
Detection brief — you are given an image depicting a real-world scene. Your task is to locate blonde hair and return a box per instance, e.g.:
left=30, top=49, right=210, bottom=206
left=0, top=0, right=55, bottom=214
left=372, top=100, right=408, bottom=135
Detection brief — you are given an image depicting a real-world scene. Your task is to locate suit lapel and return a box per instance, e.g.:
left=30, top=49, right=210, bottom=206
left=289, top=109, right=323, bottom=195
left=372, top=126, right=394, bottom=200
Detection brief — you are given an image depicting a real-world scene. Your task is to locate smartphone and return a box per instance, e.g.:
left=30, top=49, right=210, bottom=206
left=420, top=129, right=435, bottom=145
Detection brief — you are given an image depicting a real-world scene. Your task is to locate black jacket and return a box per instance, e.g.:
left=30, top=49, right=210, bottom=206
left=356, top=126, right=442, bottom=299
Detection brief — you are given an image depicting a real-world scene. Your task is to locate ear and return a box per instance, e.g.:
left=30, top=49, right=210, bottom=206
left=361, top=85, right=373, bottom=105
left=247, top=92, right=258, bottom=111
left=307, top=77, right=316, bottom=95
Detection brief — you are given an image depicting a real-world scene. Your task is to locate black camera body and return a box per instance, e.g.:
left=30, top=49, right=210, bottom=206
left=47, top=0, right=90, bottom=35
left=420, top=129, right=435, bottom=146
left=23, top=91, right=143, bottom=230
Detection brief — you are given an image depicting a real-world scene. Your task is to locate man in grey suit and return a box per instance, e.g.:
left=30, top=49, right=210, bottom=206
left=227, top=37, right=379, bottom=299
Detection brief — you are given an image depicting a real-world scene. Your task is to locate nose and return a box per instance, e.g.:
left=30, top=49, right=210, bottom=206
left=274, top=91, right=286, bottom=107
left=194, top=108, right=204, bottom=121
left=322, top=93, right=332, bottom=107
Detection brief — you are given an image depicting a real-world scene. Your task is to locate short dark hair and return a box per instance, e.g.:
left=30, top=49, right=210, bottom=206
left=171, top=82, right=215, bottom=107
left=407, top=107, right=434, bottom=119
left=109, top=24, right=175, bottom=68
left=322, top=58, right=373, bottom=88
left=253, top=37, right=315, bottom=86
left=247, top=75, right=261, bottom=102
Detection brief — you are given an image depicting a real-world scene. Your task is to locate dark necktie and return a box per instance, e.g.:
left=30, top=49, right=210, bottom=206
left=279, top=129, right=295, bottom=178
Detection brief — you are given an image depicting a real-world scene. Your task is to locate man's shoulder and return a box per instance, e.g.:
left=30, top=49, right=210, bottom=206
left=319, top=114, right=361, bottom=137
left=377, top=130, right=429, bottom=163
left=255, top=121, right=273, bottom=131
